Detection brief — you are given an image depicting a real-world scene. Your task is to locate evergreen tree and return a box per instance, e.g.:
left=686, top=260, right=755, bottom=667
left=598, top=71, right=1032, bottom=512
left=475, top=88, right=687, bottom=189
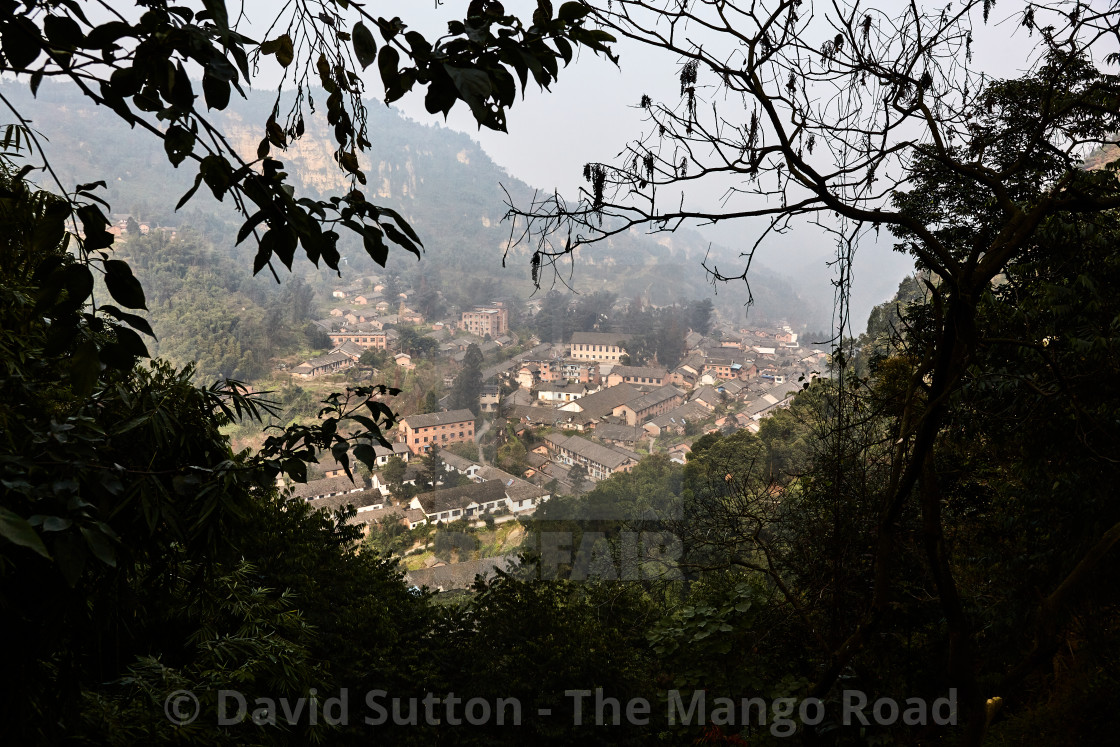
left=450, top=343, right=484, bottom=415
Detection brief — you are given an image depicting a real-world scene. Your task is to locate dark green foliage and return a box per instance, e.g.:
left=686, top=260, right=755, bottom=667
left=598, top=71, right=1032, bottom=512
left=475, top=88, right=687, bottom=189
left=450, top=343, right=484, bottom=415
left=420, top=389, right=440, bottom=414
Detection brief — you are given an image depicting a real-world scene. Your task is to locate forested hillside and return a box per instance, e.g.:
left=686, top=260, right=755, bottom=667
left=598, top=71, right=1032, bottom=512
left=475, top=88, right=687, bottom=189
left=1, top=82, right=813, bottom=327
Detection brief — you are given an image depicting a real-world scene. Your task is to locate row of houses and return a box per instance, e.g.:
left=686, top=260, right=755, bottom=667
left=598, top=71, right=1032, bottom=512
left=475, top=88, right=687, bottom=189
left=539, top=434, right=641, bottom=482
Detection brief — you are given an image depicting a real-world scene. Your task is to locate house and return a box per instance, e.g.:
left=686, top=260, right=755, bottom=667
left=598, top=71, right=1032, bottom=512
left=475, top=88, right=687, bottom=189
left=479, top=384, right=501, bottom=413
left=473, top=465, right=550, bottom=512
left=690, top=385, right=724, bottom=411
left=406, top=555, right=520, bottom=592
left=667, top=443, right=692, bottom=464
left=306, top=487, right=385, bottom=514
left=364, top=441, right=412, bottom=468
left=394, top=352, right=413, bottom=370
left=568, top=331, right=631, bottom=363
left=291, top=348, right=356, bottom=379
left=398, top=409, right=476, bottom=454
left=716, top=379, right=748, bottom=399
left=644, top=400, right=712, bottom=437
left=348, top=506, right=417, bottom=534
left=606, top=365, right=669, bottom=388
left=702, top=357, right=749, bottom=381
left=399, top=308, right=424, bottom=325
left=537, top=381, right=588, bottom=404
left=409, top=480, right=507, bottom=524
left=354, top=295, right=369, bottom=305
left=592, top=422, right=647, bottom=448
left=408, top=477, right=546, bottom=525
left=318, top=442, right=409, bottom=478
left=515, top=363, right=541, bottom=390
left=555, top=383, right=641, bottom=430
left=335, top=340, right=366, bottom=359
left=460, top=305, right=509, bottom=338
left=441, top=451, right=483, bottom=480
left=544, top=434, right=640, bottom=482
left=328, top=324, right=389, bottom=349
left=289, top=475, right=367, bottom=501
left=612, top=385, right=684, bottom=426
left=554, top=359, right=601, bottom=385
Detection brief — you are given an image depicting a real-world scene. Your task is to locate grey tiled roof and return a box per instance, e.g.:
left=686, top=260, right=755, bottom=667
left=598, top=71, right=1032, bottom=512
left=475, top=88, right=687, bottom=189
left=413, top=480, right=507, bottom=515
left=400, top=409, right=476, bottom=429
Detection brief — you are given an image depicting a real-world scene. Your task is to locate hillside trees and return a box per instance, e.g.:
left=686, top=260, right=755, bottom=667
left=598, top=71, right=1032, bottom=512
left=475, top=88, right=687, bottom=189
left=450, top=342, right=485, bottom=415
left=0, top=0, right=616, bottom=277
left=508, top=0, right=1120, bottom=741
left=0, top=164, right=411, bottom=743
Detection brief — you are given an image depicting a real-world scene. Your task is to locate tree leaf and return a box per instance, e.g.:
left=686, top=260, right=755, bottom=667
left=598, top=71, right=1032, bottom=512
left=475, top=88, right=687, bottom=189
left=276, top=33, right=294, bottom=67
left=363, top=225, right=388, bottom=266
left=353, top=22, right=377, bottom=70
left=104, top=259, right=147, bottom=310
left=81, top=525, right=117, bottom=567
left=0, top=507, right=51, bottom=559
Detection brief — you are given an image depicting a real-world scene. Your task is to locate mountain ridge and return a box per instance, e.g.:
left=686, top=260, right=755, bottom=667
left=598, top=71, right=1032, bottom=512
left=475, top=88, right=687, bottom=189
left=2, top=81, right=820, bottom=326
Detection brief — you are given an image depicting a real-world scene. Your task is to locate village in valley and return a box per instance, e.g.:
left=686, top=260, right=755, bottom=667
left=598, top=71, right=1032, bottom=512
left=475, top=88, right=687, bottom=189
left=276, top=272, right=827, bottom=591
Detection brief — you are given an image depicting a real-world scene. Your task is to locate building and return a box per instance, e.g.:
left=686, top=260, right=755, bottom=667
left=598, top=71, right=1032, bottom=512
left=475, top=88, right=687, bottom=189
left=555, top=383, right=641, bottom=431
left=537, top=382, right=588, bottom=404
left=612, top=385, right=684, bottom=426
left=460, top=305, right=509, bottom=338
left=701, top=357, right=751, bottom=381
left=318, top=442, right=409, bottom=478
left=398, top=409, right=476, bottom=454
left=606, top=365, right=669, bottom=388
left=408, top=477, right=548, bottom=524
left=644, top=400, right=712, bottom=437
left=569, top=331, right=630, bottom=363
left=479, top=384, right=501, bottom=413
left=288, top=475, right=366, bottom=501
left=555, top=359, right=601, bottom=385
left=328, top=324, right=390, bottom=349
left=544, top=434, right=640, bottom=482
left=290, top=348, right=356, bottom=379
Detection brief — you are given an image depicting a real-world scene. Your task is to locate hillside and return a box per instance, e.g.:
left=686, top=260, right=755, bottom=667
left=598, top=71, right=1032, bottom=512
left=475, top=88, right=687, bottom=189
left=4, top=82, right=814, bottom=327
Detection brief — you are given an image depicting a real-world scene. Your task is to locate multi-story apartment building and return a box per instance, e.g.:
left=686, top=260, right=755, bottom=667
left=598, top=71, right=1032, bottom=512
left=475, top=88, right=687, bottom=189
left=398, top=409, right=476, bottom=454
left=328, top=324, right=392, bottom=349
left=569, top=332, right=630, bottom=363
left=460, top=305, right=509, bottom=338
